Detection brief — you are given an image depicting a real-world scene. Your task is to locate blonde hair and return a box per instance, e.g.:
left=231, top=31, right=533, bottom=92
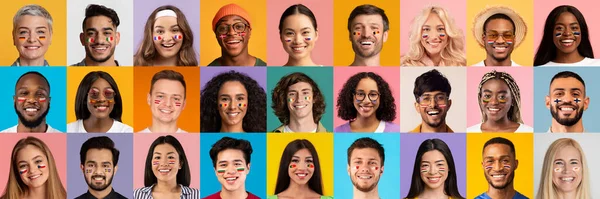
left=1, top=137, right=66, bottom=199
left=536, top=138, right=590, bottom=199
left=401, top=6, right=466, bottom=66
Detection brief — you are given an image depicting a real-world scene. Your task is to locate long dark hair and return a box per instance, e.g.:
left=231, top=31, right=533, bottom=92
left=534, top=5, right=593, bottom=66
left=143, top=135, right=191, bottom=187
left=405, top=139, right=464, bottom=199
left=274, top=139, right=323, bottom=195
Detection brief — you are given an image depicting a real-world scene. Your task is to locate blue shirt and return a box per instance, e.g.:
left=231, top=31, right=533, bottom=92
left=475, top=191, right=528, bottom=199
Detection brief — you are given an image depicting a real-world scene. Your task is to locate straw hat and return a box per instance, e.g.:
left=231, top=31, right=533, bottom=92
left=472, top=6, right=527, bottom=48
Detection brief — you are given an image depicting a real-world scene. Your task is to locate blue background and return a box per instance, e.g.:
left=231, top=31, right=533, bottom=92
left=200, top=133, right=267, bottom=198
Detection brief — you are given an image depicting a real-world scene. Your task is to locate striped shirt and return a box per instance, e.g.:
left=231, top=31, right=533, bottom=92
left=133, top=184, right=199, bottom=199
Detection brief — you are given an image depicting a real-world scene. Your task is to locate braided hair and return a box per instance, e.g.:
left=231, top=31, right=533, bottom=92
left=477, top=70, right=522, bottom=123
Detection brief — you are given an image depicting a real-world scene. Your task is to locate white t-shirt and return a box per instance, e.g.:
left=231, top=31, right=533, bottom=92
left=67, top=119, right=133, bottom=133
left=138, top=127, right=186, bottom=133
left=466, top=122, right=533, bottom=133
left=472, top=60, right=521, bottom=67
left=539, top=57, right=600, bottom=66
left=1, top=124, right=61, bottom=133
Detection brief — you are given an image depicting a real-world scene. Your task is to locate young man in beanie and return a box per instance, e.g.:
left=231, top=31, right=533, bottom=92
left=209, top=3, right=267, bottom=66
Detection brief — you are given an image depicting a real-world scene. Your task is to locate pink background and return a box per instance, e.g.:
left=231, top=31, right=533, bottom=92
left=0, top=134, right=67, bottom=193
left=266, top=0, right=334, bottom=66
left=466, top=67, right=533, bottom=127
left=133, top=134, right=200, bottom=189
left=400, top=0, right=467, bottom=55
left=533, top=0, right=600, bottom=58
left=333, top=67, right=401, bottom=127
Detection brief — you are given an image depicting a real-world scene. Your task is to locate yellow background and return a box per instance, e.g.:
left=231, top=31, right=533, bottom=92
left=67, top=67, right=134, bottom=127
left=466, top=133, right=534, bottom=198
left=333, top=0, right=400, bottom=66
left=1, top=1, right=67, bottom=66
left=466, top=0, right=534, bottom=66
left=267, top=133, right=334, bottom=196
left=199, top=0, right=268, bottom=66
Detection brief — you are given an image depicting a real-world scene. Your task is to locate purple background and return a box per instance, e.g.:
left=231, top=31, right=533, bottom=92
left=400, top=134, right=466, bottom=198
left=200, top=67, right=267, bottom=90
left=67, top=134, right=134, bottom=199
left=133, top=0, right=200, bottom=63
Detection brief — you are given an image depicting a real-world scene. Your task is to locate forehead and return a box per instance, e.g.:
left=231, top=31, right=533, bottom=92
left=485, top=18, right=514, bottom=31
left=219, top=81, right=247, bottom=95
left=352, top=14, right=384, bottom=26
left=17, top=15, right=49, bottom=28
left=217, top=149, right=246, bottom=162
left=483, top=143, right=513, bottom=158
left=152, top=79, right=185, bottom=94
left=17, top=74, right=49, bottom=89
left=350, top=148, right=380, bottom=161
left=17, top=145, right=45, bottom=161
left=554, top=145, right=581, bottom=160
left=85, top=148, right=113, bottom=162
left=85, top=15, right=115, bottom=29
left=154, top=16, right=178, bottom=27
left=550, top=77, right=585, bottom=91
left=288, top=81, right=312, bottom=91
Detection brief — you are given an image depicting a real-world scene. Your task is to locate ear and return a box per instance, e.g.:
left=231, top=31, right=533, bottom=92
left=147, top=93, right=151, bottom=106
left=383, top=30, right=389, bottom=42
left=80, top=32, right=85, bottom=46
left=583, top=96, right=590, bottom=111
left=545, top=95, right=551, bottom=109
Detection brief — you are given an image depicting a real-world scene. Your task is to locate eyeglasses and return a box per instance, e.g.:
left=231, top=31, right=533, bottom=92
left=485, top=31, right=515, bottom=41
left=354, top=91, right=380, bottom=101
left=418, top=93, right=448, bottom=106
left=216, top=22, right=250, bottom=35
left=88, top=88, right=115, bottom=100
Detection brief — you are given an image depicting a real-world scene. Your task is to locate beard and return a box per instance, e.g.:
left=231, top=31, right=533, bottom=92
left=85, top=45, right=115, bottom=63
left=550, top=104, right=584, bottom=126
left=86, top=173, right=114, bottom=191
left=486, top=171, right=515, bottom=190
left=14, top=103, right=50, bottom=128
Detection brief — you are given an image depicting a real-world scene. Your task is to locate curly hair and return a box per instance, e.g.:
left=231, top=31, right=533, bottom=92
left=200, top=70, right=266, bottom=132
left=271, top=72, right=326, bottom=125
left=336, top=72, right=396, bottom=121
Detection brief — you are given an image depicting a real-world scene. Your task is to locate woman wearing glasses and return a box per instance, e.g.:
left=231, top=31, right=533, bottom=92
left=334, top=72, right=399, bottom=133
left=208, top=3, right=267, bottom=66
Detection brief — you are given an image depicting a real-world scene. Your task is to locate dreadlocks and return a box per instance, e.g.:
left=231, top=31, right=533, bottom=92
left=477, top=70, right=523, bottom=123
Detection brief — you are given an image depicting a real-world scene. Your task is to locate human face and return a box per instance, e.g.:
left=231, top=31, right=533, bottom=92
left=421, top=13, right=448, bottom=57
left=288, top=149, right=314, bottom=185
left=81, top=16, right=119, bottom=63
left=153, top=16, right=183, bottom=60
left=552, top=145, right=582, bottom=194
left=81, top=149, right=116, bottom=191
left=420, top=150, right=448, bottom=190
left=553, top=12, right=581, bottom=55
left=353, top=78, right=380, bottom=119
left=287, top=82, right=314, bottom=121
left=151, top=144, right=181, bottom=183
left=16, top=145, right=50, bottom=189
left=414, top=91, right=451, bottom=128
left=215, top=149, right=249, bottom=191
left=348, top=148, right=382, bottom=192
left=13, top=15, right=51, bottom=62
left=280, top=14, right=318, bottom=61
left=350, top=15, right=388, bottom=59
left=480, top=79, right=512, bottom=122
left=483, top=19, right=515, bottom=62
left=14, top=74, right=50, bottom=128
left=87, top=78, right=116, bottom=120
left=148, top=79, right=186, bottom=124
left=218, top=81, right=248, bottom=128
left=482, top=143, right=517, bottom=190
left=215, top=15, right=251, bottom=58
left=545, top=77, right=588, bottom=127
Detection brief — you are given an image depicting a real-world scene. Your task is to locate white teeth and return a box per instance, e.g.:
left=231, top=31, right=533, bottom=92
left=26, top=108, right=38, bottom=112
left=561, top=177, right=574, bottom=181
left=361, top=41, right=373, bottom=45
left=492, top=174, right=505, bottom=178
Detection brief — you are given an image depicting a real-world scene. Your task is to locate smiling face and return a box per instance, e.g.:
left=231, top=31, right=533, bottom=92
left=16, top=145, right=50, bottom=189
left=14, top=74, right=50, bottom=128
left=148, top=79, right=185, bottom=124
left=81, top=16, right=119, bottom=63
left=218, top=81, right=248, bottom=129
left=86, top=78, right=115, bottom=120
left=280, top=14, right=318, bottom=61
left=348, top=148, right=382, bottom=192
left=288, top=148, right=314, bottom=186
left=13, top=15, right=51, bottom=62
left=153, top=16, right=183, bottom=60
left=482, top=143, right=517, bottom=190
left=552, top=145, right=583, bottom=194
left=421, top=13, right=448, bottom=57
left=215, top=15, right=251, bottom=58
left=151, top=144, right=180, bottom=183
left=483, top=19, right=515, bottom=62
left=353, top=78, right=380, bottom=120
left=215, top=149, right=249, bottom=191
left=287, top=81, right=314, bottom=121
left=545, top=77, right=588, bottom=127
left=349, top=14, right=388, bottom=59
left=82, top=148, right=116, bottom=191
left=480, top=79, right=512, bottom=122
left=420, top=150, right=448, bottom=190
left=553, top=12, right=581, bottom=55
left=414, top=91, right=451, bottom=128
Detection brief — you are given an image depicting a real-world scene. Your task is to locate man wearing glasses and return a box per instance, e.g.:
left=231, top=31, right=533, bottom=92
left=472, top=6, right=527, bottom=67
left=208, top=3, right=267, bottom=66
left=410, top=69, right=454, bottom=133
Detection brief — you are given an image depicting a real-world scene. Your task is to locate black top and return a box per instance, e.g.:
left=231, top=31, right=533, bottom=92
left=74, top=188, right=128, bottom=199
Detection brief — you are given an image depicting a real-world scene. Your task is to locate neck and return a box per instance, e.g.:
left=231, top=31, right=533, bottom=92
left=483, top=117, right=513, bottom=131
left=155, top=180, right=180, bottom=193
left=220, top=122, right=245, bottom=133
left=149, top=118, right=179, bottom=133
left=557, top=190, right=577, bottom=199
left=485, top=57, right=512, bottom=66
left=220, top=187, right=248, bottom=199
left=551, top=119, right=584, bottom=133
left=487, top=185, right=516, bottom=199
left=83, top=117, right=114, bottom=133
left=85, top=57, right=117, bottom=66
left=17, top=120, right=47, bottom=133
left=89, top=187, right=113, bottom=199
left=153, top=56, right=178, bottom=66
left=352, top=186, right=379, bottom=199
left=285, top=56, right=316, bottom=66
left=288, top=114, right=317, bottom=132
left=351, top=55, right=380, bottom=66
left=25, top=186, right=46, bottom=199
left=18, top=57, right=45, bottom=66
left=428, top=53, right=442, bottom=66
left=554, top=50, right=584, bottom=64
left=284, top=182, right=313, bottom=197
left=419, top=184, right=447, bottom=199
left=220, top=50, right=254, bottom=66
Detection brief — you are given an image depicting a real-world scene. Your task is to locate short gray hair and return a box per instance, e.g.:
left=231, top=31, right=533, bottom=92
left=13, top=4, right=53, bottom=33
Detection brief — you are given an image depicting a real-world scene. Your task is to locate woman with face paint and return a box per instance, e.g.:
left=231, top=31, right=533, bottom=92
left=268, top=139, right=332, bottom=199
left=536, top=138, right=590, bottom=199
left=405, top=139, right=464, bottom=199
left=467, top=70, right=533, bottom=133
left=200, top=70, right=266, bottom=132
left=401, top=6, right=466, bottom=66
left=534, top=5, right=599, bottom=66
left=134, top=135, right=198, bottom=199
left=334, top=72, right=399, bottom=133
left=134, top=6, right=198, bottom=66
left=278, top=4, right=321, bottom=66
left=1, top=137, right=66, bottom=199
left=67, top=71, right=133, bottom=133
